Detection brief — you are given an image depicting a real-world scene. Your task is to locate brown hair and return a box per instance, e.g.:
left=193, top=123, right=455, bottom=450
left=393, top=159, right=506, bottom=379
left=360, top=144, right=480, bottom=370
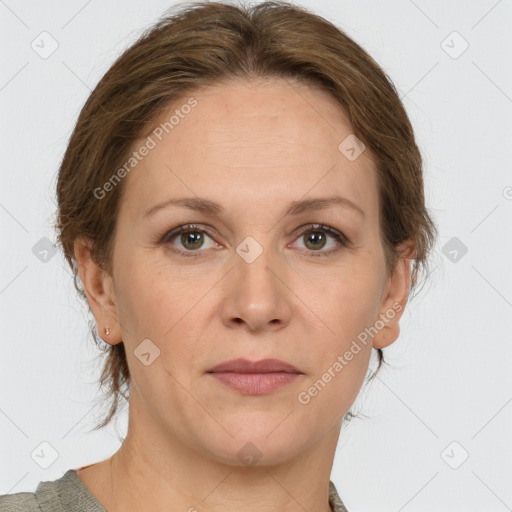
left=54, top=0, right=437, bottom=430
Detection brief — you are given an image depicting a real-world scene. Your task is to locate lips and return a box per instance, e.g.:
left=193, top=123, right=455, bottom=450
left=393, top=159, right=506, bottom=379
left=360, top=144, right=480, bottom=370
left=207, top=358, right=302, bottom=374
left=207, top=358, right=304, bottom=395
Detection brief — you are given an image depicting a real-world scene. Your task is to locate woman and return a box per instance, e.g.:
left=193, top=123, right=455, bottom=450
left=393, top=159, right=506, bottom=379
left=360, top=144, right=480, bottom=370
left=0, top=1, right=436, bottom=510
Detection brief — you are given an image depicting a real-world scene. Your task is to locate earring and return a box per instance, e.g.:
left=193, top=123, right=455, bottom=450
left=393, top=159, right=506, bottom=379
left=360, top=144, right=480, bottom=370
left=105, top=327, right=110, bottom=336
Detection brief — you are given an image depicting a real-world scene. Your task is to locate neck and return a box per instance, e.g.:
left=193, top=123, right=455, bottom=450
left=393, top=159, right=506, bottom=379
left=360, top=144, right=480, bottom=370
left=104, top=391, right=342, bottom=512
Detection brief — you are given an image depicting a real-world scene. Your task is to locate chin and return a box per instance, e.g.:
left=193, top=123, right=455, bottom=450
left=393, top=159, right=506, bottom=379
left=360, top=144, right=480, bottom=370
left=198, top=420, right=313, bottom=468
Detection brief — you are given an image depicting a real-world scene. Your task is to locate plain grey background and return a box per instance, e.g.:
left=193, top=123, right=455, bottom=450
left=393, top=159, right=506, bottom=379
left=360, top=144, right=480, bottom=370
left=1, top=1, right=511, bottom=510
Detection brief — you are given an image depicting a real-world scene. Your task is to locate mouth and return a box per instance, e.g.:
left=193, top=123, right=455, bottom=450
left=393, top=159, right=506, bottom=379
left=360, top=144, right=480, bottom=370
left=206, top=358, right=303, bottom=395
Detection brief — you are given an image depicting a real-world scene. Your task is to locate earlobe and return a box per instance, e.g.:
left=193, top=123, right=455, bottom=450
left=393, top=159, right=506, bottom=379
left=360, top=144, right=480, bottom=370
left=74, top=236, right=122, bottom=345
left=372, top=241, right=415, bottom=350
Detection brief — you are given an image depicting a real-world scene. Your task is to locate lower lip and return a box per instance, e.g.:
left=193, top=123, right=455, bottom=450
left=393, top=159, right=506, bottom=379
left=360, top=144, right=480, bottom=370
left=209, top=372, right=302, bottom=395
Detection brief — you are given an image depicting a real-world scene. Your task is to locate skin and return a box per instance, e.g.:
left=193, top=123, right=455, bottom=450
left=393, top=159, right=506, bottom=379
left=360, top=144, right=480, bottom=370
left=74, top=77, right=412, bottom=512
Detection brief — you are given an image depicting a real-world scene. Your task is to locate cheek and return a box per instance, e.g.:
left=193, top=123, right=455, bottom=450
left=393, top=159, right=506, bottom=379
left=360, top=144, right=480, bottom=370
left=297, top=289, right=376, bottom=427
left=304, top=259, right=384, bottom=334
left=294, top=328, right=372, bottom=436
left=112, top=250, right=179, bottom=342
left=113, top=253, right=208, bottom=369
left=295, top=261, right=383, bottom=407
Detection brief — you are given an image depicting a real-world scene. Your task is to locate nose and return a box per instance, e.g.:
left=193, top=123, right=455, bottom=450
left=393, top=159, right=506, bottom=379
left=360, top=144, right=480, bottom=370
left=219, top=246, right=293, bottom=332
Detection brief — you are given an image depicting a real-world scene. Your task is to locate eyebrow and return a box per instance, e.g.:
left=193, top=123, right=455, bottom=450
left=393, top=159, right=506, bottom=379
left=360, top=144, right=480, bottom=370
left=143, top=195, right=365, bottom=219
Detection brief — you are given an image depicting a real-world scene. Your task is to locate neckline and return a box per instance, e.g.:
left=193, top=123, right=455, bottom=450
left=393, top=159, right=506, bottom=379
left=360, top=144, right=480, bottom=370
left=69, top=468, right=345, bottom=512
left=67, top=469, right=108, bottom=511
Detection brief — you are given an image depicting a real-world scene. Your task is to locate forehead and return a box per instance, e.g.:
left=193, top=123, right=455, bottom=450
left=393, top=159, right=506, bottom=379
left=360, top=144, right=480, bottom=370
left=119, top=78, right=378, bottom=221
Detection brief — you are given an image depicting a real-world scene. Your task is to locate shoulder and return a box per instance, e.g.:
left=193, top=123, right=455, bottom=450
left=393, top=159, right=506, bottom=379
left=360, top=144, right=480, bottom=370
left=329, top=480, right=350, bottom=512
left=0, top=469, right=105, bottom=512
left=0, top=490, right=41, bottom=511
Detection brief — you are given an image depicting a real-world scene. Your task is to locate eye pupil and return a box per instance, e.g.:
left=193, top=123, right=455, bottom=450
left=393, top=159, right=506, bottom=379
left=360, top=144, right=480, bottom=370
left=304, top=231, right=326, bottom=250
left=182, top=231, right=204, bottom=250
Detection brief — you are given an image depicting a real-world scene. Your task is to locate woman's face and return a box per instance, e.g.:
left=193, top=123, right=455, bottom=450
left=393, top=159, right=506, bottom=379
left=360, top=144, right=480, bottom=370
left=86, top=78, right=409, bottom=466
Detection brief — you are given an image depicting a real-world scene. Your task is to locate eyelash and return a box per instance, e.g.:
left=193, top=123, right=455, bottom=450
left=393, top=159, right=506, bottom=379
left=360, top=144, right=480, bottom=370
left=158, top=223, right=350, bottom=258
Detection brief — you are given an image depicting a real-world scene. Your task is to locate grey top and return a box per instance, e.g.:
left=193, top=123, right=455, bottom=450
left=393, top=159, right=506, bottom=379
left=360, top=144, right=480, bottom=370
left=0, top=469, right=349, bottom=511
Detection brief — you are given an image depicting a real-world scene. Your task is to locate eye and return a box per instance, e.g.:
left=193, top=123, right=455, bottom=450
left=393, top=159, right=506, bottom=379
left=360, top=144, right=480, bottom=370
left=160, top=224, right=219, bottom=257
left=159, top=223, right=350, bottom=258
left=291, top=224, right=349, bottom=257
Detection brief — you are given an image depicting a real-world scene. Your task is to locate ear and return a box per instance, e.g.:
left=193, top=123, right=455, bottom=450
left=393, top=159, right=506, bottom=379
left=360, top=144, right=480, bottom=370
left=372, top=240, right=415, bottom=350
left=74, top=236, right=122, bottom=345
